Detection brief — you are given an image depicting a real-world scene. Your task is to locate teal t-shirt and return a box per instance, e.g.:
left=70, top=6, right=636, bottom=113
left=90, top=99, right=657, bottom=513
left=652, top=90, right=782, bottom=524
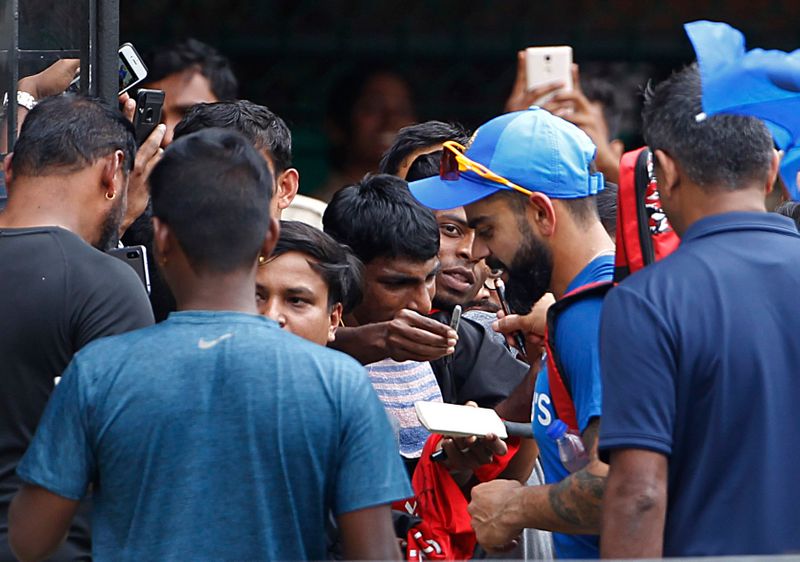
left=18, top=311, right=411, bottom=561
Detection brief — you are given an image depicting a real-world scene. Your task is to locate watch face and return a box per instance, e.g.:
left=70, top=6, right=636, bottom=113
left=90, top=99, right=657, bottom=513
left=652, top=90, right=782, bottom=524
left=19, top=92, right=37, bottom=110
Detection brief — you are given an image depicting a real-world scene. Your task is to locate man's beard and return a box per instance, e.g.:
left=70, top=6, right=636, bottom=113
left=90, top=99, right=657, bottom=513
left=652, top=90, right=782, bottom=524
left=504, top=223, right=553, bottom=314
left=96, top=198, right=125, bottom=251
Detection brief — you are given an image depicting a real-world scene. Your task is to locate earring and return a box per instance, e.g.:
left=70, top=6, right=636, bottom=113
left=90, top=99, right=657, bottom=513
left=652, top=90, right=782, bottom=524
left=105, top=191, right=116, bottom=201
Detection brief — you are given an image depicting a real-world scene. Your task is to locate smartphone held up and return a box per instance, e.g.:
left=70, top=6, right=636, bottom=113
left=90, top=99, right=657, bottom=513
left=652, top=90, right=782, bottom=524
left=525, top=45, right=573, bottom=106
left=67, top=42, right=148, bottom=96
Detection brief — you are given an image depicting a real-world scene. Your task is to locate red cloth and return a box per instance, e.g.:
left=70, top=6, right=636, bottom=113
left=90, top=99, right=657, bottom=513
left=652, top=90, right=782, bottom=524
left=399, top=433, right=521, bottom=560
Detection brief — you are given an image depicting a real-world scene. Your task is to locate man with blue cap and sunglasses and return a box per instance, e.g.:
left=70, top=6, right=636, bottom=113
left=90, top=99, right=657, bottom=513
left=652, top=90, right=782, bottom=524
left=409, top=106, right=614, bottom=558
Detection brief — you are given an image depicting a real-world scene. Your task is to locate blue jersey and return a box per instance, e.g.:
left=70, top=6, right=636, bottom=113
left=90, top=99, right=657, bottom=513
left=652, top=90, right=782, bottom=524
left=531, top=255, right=612, bottom=559
left=600, top=212, right=800, bottom=556
left=18, top=311, right=411, bottom=561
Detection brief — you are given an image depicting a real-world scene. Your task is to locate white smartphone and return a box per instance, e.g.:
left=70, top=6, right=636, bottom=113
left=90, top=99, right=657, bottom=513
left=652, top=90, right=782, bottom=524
left=117, top=43, right=148, bottom=95
left=67, top=42, right=148, bottom=96
left=525, top=46, right=573, bottom=105
left=415, top=401, right=508, bottom=439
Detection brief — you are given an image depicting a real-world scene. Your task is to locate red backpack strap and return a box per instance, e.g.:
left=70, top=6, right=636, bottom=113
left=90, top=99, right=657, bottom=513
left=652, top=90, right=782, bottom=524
left=615, top=147, right=649, bottom=282
left=545, top=282, right=613, bottom=432
left=615, top=146, right=681, bottom=283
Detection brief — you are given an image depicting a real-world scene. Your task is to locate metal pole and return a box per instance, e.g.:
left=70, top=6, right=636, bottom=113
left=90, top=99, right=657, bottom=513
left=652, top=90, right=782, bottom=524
left=80, top=0, right=94, bottom=96
left=7, top=0, right=19, bottom=151
left=96, top=0, right=119, bottom=104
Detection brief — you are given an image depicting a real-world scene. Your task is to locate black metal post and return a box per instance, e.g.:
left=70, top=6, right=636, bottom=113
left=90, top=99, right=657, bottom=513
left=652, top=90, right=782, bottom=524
left=80, top=0, right=94, bottom=96
left=96, top=0, right=119, bottom=105
left=6, top=0, right=19, bottom=151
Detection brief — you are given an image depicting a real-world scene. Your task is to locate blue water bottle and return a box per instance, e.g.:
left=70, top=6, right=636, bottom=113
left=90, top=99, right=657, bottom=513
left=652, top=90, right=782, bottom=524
left=546, top=419, right=589, bottom=473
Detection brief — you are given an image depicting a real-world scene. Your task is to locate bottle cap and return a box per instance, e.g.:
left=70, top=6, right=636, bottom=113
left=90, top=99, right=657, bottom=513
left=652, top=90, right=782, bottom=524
left=546, top=419, right=568, bottom=440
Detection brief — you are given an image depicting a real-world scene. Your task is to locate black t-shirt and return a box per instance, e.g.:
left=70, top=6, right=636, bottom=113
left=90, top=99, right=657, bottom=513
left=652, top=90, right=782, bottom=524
left=0, top=227, right=154, bottom=561
left=429, top=312, right=530, bottom=408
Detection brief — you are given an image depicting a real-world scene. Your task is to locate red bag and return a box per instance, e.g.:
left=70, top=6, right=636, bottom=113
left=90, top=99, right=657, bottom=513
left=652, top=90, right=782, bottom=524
left=397, top=433, right=521, bottom=560
left=614, top=147, right=680, bottom=282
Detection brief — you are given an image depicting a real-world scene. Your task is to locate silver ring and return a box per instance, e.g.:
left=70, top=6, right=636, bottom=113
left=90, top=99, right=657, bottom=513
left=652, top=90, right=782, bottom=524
left=460, top=447, right=471, bottom=453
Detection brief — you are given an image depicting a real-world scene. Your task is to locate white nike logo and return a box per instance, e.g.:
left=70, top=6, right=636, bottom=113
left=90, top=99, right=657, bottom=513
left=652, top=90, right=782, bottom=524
left=197, top=333, right=233, bottom=350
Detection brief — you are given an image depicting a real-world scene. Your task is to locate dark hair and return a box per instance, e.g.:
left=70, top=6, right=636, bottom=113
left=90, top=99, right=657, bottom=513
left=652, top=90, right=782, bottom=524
left=561, top=195, right=600, bottom=225
left=174, top=100, right=292, bottom=174
left=271, top=220, right=364, bottom=313
left=150, top=128, right=272, bottom=272
left=322, top=174, right=439, bottom=264
left=581, top=77, right=622, bottom=140
left=379, top=121, right=470, bottom=176
left=597, top=181, right=618, bottom=237
left=146, top=38, right=238, bottom=100
left=405, top=150, right=442, bottom=182
left=12, top=95, right=136, bottom=177
left=642, top=64, right=773, bottom=191
left=775, top=201, right=800, bottom=229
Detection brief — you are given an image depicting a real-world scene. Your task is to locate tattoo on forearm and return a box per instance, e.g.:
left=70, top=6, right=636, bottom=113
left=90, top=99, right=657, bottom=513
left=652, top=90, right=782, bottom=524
left=548, top=470, right=606, bottom=528
left=546, top=419, right=606, bottom=531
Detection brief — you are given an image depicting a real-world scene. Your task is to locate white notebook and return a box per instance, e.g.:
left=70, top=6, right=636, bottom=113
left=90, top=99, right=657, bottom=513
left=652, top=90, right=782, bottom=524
left=414, top=401, right=508, bottom=439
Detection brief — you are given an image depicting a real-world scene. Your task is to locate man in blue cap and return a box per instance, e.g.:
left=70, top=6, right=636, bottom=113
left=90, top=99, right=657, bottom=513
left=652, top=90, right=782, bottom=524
left=409, top=106, right=614, bottom=558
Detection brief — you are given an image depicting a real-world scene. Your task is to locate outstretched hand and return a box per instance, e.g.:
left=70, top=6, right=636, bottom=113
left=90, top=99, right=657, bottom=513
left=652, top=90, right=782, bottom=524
left=18, top=59, right=80, bottom=100
left=492, top=293, right=554, bottom=356
left=385, top=309, right=458, bottom=362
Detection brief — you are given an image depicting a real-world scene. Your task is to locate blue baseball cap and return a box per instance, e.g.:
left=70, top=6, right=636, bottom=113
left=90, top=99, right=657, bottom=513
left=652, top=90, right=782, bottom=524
left=408, top=107, right=605, bottom=210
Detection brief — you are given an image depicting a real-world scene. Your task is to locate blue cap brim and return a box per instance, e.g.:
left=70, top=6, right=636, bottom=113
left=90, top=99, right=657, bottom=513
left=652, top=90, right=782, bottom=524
left=408, top=175, right=505, bottom=211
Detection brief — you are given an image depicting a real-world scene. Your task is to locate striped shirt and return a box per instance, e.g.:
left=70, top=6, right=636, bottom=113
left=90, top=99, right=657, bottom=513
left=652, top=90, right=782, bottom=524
left=366, top=359, right=443, bottom=458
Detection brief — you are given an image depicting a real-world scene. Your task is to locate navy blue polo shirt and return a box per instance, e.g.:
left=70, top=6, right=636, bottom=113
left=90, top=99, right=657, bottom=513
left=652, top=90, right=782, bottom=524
left=599, top=212, right=800, bottom=557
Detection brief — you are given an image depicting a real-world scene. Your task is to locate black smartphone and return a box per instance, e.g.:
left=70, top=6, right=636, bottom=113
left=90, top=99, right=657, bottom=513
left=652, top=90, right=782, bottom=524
left=107, top=245, right=151, bottom=295
left=133, top=89, right=165, bottom=145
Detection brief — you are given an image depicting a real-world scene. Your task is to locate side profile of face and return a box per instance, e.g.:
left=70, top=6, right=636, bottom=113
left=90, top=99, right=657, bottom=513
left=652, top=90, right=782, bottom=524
left=256, top=251, right=341, bottom=346
left=433, top=207, right=480, bottom=310
left=350, top=73, right=416, bottom=167
left=350, top=255, right=439, bottom=326
left=467, top=195, right=554, bottom=314
left=148, top=69, right=219, bottom=147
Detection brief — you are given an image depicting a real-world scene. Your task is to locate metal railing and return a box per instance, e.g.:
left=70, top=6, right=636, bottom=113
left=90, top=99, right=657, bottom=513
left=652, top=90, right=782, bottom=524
left=1, top=0, right=119, bottom=153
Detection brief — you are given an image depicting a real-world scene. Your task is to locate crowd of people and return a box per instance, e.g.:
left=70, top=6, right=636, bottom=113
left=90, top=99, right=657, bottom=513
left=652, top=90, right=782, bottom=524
left=1, top=21, right=800, bottom=562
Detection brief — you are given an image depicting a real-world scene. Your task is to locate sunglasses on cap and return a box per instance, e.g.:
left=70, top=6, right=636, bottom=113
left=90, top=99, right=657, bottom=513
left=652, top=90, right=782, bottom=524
left=440, top=140, right=533, bottom=197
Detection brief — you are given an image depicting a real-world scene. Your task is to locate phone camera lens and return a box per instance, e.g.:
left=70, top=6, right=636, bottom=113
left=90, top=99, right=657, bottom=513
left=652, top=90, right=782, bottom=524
left=127, top=252, right=137, bottom=259
left=545, top=55, right=551, bottom=62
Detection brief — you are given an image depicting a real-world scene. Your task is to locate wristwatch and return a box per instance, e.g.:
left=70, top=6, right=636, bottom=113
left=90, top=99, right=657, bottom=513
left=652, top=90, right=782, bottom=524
left=1, top=91, right=38, bottom=117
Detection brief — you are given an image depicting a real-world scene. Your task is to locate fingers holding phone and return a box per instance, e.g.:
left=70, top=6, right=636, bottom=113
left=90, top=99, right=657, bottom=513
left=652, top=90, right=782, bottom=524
left=525, top=46, right=574, bottom=108
left=119, top=113, right=166, bottom=237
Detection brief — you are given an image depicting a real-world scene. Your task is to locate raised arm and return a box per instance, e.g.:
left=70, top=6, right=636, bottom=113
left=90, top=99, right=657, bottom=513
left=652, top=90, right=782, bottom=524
left=331, top=308, right=456, bottom=365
